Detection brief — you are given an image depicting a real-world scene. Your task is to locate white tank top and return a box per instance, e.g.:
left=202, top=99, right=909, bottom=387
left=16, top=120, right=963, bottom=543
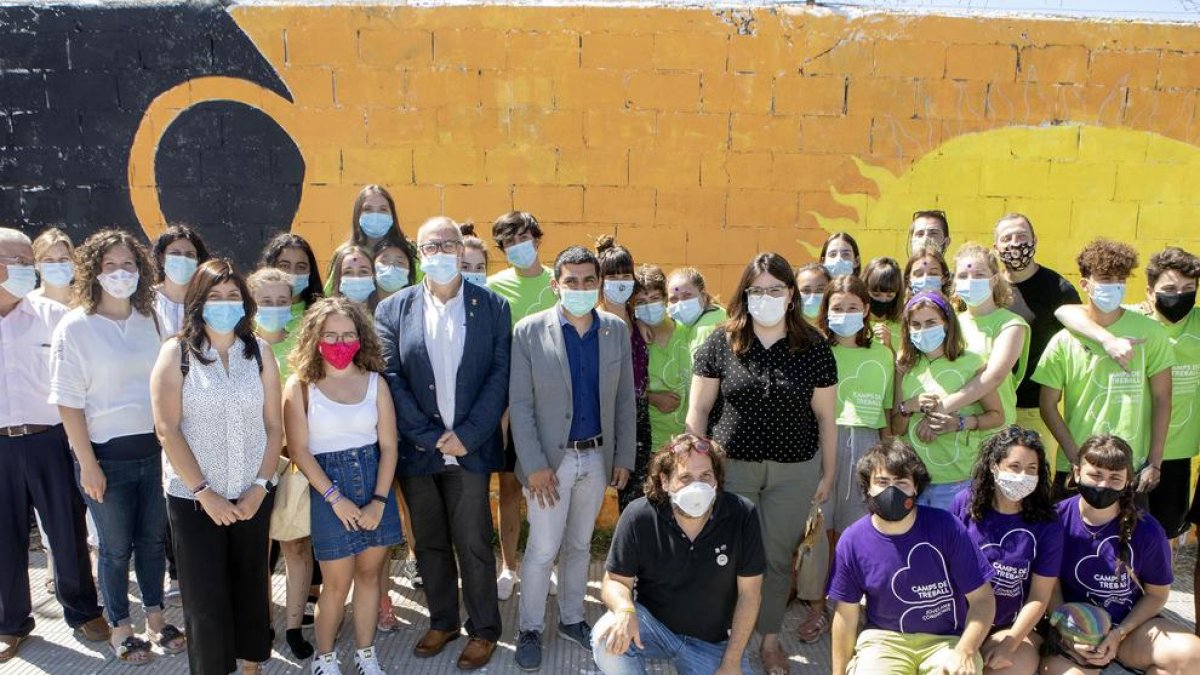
left=306, top=372, right=380, bottom=455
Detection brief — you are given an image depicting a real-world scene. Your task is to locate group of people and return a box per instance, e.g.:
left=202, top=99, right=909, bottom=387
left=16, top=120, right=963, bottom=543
left=0, top=185, right=1199, bottom=675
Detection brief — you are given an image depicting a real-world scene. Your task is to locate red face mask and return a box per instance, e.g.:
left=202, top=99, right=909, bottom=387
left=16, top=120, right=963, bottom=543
left=319, top=340, right=360, bottom=370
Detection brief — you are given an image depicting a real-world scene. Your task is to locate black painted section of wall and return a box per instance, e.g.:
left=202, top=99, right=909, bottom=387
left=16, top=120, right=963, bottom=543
left=0, top=1, right=304, bottom=271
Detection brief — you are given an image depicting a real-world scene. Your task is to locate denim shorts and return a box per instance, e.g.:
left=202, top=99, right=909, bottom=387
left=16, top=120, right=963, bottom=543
left=310, top=443, right=401, bottom=562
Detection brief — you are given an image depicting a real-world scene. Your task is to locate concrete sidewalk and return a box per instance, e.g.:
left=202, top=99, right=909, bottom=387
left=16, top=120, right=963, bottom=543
left=6, top=546, right=1196, bottom=674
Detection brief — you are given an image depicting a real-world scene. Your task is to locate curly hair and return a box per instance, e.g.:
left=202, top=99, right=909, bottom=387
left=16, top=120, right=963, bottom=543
left=1145, top=246, right=1200, bottom=287
left=820, top=274, right=872, bottom=347
left=643, top=434, right=726, bottom=506
left=1077, top=239, right=1138, bottom=280
left=953, top=242, right=1014, bottom=309
left=179, top=260, right=259, bottom=367
left=968, top=425, right=1055, bottom=525
left=1074, top=434, right=1141, bottom=570
left=856, top=437, right=931, bottom=499
left=288, top=296, right=386, bottom=385
left=71, top=229, right=157, bottom=318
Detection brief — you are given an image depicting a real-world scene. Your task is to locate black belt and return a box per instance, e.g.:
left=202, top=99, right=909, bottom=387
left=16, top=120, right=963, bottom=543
left=0, top=424, right=53, bottom=438
left=566, top=435, right=602, bottom=451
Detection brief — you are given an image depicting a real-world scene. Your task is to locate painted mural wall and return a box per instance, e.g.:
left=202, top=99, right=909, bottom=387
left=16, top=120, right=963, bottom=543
left=3, top=2, right=1200, bottom=297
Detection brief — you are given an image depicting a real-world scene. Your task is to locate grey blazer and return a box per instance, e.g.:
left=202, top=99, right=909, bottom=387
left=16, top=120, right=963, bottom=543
left=508, top=306, right=637, bottom=486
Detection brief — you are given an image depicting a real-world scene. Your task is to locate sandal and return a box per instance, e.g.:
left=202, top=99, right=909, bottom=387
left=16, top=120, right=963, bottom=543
left=114, top=635, right=154, bottom=666
left=796, top=607, right=831, bottom=643
left=762, top=645, right=791, bottom=675
left=150, top=623, right=187, bottom=655
left=241, top=661, right=264, bottom=675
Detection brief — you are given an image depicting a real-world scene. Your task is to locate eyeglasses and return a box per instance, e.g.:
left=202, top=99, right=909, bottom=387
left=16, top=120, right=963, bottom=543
left=668, top=434, right=712, bottom=455
left=0, top=255, right=33, bottom=267
left=912, top=209, right=946, bottom=220
left=745, top=285, right=788, bottom=299
left=1003, top=425, right=1044, bottom=447
left=417, top=240, right=462, bottom=256
left=319, top=332, right=359, bottom=343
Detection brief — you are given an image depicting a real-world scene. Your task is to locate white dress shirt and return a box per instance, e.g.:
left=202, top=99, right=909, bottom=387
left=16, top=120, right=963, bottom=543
left=0, top=295, right=68, bottom=427
left=48, top=307, right=163, bottom=444
left=423, top=282, right=466, bottom=465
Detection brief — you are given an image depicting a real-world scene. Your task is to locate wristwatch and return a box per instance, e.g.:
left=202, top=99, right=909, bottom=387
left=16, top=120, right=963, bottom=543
left=254, top=477, right=271, bottom=491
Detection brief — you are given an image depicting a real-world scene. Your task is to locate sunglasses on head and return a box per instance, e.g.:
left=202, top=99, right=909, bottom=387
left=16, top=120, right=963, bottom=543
left=668, top=434, right=712, bottom=455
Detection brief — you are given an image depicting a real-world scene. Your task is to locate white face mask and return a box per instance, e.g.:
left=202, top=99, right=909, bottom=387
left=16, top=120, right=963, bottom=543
left=747, top=294, right=788, bottom=327
left=670, top=481, right=717, bottom=519
left=97, top=269, right=139, bottom=299
left=994, top=471, right=1039, bottom=502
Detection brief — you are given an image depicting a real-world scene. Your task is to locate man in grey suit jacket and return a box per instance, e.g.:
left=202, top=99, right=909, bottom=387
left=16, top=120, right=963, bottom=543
left=509, top=245, right=636, bottom=671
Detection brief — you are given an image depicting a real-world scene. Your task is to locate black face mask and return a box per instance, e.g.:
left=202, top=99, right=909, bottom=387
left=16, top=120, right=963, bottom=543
left=1155, top=291, right=1196, bottom=324
left=870, top=297, right=897, bottom=318
left=868, top=485, right=917, bottom=522
left=1078, top=482, right=1123, bottom=510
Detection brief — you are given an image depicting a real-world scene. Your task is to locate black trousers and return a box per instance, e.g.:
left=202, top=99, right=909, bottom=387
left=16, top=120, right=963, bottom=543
left=0, top=425, right=101, bottom=636
left=168, top=491, right=274, bottom=675
left=400, top=467, right=501, bottom=641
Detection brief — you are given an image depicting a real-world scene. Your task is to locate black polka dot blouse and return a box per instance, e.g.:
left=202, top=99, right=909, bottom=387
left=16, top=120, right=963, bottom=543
left=692, top=327, right=838, bottom=463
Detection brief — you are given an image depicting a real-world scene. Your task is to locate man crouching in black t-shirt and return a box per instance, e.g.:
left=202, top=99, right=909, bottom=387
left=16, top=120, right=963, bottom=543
left=591, top=434, right=765, bottom=674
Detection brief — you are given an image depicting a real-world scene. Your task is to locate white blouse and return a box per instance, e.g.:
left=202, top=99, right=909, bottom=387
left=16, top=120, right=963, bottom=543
left=166, top=340, right=268, bottom=499
left=48, top=307, right=162, bottom=443
left=306, top=372, right=380, bottom=456
left=154, top=289, right=185, bottom=338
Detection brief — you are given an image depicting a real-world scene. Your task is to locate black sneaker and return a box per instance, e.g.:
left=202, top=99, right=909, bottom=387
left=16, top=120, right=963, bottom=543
left=557, top=621, right=592, bottom=650
left=514, top=629, right=542, bottom=671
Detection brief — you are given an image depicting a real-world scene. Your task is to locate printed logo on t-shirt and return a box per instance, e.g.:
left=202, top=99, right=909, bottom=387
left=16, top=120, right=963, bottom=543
left=1074, top=535, right=1137, bottom=613
left=1170, top=338, right=1200, bottom=431
left=910, top=368, right=970, bottom=468
left=981, top=528, right=1036, bottom=603
left=890, top=542, right=958, bottom=632
left=715, top=544, right=728, bottom=567
left=1097, top=341, right=1145, bottom=396
left=838, top=359, right=888, bottom=421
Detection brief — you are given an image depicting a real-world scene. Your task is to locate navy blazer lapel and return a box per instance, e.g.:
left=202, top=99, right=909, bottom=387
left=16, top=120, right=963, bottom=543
left=544, top=308, right=572, bottom=398
left=404, top=291, right=436, bottom=387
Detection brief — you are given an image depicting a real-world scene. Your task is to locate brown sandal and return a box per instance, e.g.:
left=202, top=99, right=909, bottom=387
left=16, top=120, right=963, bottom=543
left=113, top=636, right=154, bottom=666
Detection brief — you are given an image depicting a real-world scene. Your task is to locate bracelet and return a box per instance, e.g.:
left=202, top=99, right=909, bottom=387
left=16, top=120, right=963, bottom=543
left=616, top=607, right=637, bottom=615
left=372, top=494, right=388, bottom=505
left=322, top=484, right=338, bottom=502
left=899, top=401, right=910, bottom=416
left=329, top=493, right=343, bottom=506
left=191, top=480, right=209, bottom=495
left=957, top=414, right=966, bottom=432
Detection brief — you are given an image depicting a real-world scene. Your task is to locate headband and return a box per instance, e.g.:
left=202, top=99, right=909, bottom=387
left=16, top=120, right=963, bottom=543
left=904, top=291, right=951, bottom=317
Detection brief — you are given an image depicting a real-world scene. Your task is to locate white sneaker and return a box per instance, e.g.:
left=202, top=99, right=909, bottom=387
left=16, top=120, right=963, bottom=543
left=165, top=580, right=182, bottom=607
left=496, top=568, right=517, bottom=601
left=549, top=568, right=558, bottom=597
left=354, top=645, right=385, bottom=675
left=312, top=651, right=343, bottom=675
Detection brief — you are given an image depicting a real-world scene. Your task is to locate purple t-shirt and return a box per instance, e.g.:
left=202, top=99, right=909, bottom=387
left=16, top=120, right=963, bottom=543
left=951, top=490, right=1064, bottom=628
left=1056, top=495, right=1173, bottom=624
left=828, top=506, right=994, bottom=636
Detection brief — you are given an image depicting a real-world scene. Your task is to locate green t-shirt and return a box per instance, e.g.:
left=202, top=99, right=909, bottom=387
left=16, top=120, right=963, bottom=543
left=687, top=306, right=727, bottom=356
left=832, top=341, right=895, bottom=429
left=1031, top=309, right=1175, bottom=469
left=885, top=318, right=902, bottom=352
left=901, top=351, right=987, bottom=484
left=1136, top=305, right=1200, bottom=460
left=958, top=308, right=1031, bottom=427
left=269, top=334, right=296, bottom=383
left=647, top=321, right=694, bottom=451
left=487, top=266, right=556, bottom=328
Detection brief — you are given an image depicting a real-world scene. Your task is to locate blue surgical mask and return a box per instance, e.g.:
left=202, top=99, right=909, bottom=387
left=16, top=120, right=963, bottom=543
left=422, top=253, right=460, bottom=286
left=203, top=300, right=245, bottom=334
left=827, top=312, right=865, bottom=338
left=463, top=271, right=488, bottom=287
left=163, top=255, right=198, bottom=286
left=505, top=239, right=538, bottom=269
left=359, top=212, right=394, bottom=239
left=339, top=276, right=376, bottom=302
left=1, top=265, right=37, bottom=298
left=824, top=258, right=854, bottom=278
left=560, top=288, right=599, bottom=318
left=954, top=277, right=992, bottom=308
left=910, top=275, right=942, bottom=294
left=255, top=305, right=291, bottom=333
left=635, top=302, right=666, bottom=325
left=1089, top=282, right=1126, bottom=313
left=668, top=297, right=704, bottom=325
left=910, top=324, right=947, bottom=354
left=801, top=293, right=822, bottom=319
left=374, top=264, right=409, bottom=292
left=604, top=279, right=634, bottom=305
left=39, top=261, right=74, bottom=288
left=290, top=272, right=309, bottom=296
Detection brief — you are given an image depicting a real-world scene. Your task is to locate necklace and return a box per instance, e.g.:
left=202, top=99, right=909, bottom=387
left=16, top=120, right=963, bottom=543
left=1081, top=517, right=1112, bottom=540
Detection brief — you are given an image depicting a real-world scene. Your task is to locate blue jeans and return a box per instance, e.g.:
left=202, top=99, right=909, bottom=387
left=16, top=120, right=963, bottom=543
left=76, top=453, right=168, bottom=627
left=917, top=480, right=971, bottom=511
left=591, top=603, right=750, bottom=675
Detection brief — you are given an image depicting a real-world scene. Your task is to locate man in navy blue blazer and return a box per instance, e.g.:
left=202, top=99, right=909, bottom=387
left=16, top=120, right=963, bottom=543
left=375, top=216, right=511, bottom=671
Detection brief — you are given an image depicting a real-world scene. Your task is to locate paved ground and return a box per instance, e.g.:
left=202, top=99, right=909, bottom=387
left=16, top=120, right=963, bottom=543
left=6, top=544, right=1197, bottom=674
